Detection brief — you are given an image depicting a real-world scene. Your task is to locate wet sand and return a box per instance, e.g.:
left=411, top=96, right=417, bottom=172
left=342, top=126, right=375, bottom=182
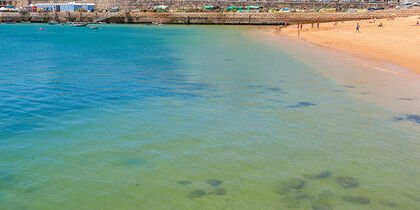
left=276, top=16, right=420, bottom=75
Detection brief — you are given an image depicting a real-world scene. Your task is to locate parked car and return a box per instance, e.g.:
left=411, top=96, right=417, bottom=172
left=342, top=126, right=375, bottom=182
left=396, top=2, right=413, bottom=8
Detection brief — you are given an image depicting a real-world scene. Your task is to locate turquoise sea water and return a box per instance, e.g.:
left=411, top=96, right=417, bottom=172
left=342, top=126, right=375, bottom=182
left=0, top=24, right=419, bottom=210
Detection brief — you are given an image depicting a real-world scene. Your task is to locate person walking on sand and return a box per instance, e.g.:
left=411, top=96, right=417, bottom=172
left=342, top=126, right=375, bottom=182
left=356, top=23, right=360, bottom=33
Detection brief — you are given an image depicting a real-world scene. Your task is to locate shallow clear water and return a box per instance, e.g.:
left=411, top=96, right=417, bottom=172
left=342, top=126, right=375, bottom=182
left=0, top=24, right=419, bottom=210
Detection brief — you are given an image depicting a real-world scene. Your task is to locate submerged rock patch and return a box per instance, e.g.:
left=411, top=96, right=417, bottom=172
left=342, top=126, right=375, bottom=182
left=342, top=195, right=370, bottom=204
left=247, top=85, right=264, bottom=89
left=382, top=201, right=399, bottom=208
left=0, top=171, right=15, bottom=185
left=121, top=158, right=146, bottom=167
left=283, top=178, right=305, bottom=190
left=187, top=189, right=206, bottom=199
left=294, top=191, right=310, bottom=200
left=311, top=190, right=336, bottom=210
left=177, top=180, right=192, bottom=185
left=281, top=196, right=301, bottom=208
left=311, top=200, right=332, bottom=210
left=303, top=170, right=331, bottom=180
left=288, top=102, right=316, bottom=108
left=266, top=99, right=283, bottom=103
left=209, top=188, right=226, bottom=196
left=336, top=176, right=359, bottom=188
left=397, top=97, right=415, bottom=101
left=265, top=87, right=282, bottom=92
left=392, top=115, right=420, bottom=125
left=205, top=179, right=222, bottom=187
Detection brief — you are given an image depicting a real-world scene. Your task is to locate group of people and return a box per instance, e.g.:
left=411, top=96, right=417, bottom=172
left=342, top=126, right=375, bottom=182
left=296, top=22, right=320, bottom=36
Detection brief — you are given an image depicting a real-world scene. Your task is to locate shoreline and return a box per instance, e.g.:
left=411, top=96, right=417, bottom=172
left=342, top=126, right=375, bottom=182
left=245, top=28, right=420, bottom=113
left=275, top=16, right=420, bottom=75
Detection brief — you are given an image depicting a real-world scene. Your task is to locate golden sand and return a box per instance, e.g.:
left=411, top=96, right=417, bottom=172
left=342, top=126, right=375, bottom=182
left=277, top=16, right=420, bottom=74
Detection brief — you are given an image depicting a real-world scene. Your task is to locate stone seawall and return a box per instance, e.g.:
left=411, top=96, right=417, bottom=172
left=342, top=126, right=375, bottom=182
left=20, top=0, right=398, bottom=10
left=1, top=10, right=419, bottom=25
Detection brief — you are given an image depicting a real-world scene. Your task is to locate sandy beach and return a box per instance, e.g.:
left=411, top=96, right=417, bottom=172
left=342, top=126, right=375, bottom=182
left=277, top=15, right=420, bottom=75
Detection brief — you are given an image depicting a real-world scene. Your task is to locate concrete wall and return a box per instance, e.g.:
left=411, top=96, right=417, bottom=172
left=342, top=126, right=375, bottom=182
left=1, top=9, right=419, bottom=24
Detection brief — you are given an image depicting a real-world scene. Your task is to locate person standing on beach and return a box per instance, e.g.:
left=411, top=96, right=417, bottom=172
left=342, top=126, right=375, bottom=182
left=356, top=23, right=360, bottom=33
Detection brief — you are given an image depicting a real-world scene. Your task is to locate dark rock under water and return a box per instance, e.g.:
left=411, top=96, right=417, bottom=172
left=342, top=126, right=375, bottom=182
left=342, top=195, right=370, bottom=204
left=288, top=102, right=316, bottom=108
left=187, top=189, right=206, bottom=199
left=311, top=200, right=332, bottom=210
left=205, top=179, right=222, bottom=187
left=177, top=180, right=192, bottom=185
left=392, top=115, right=420, bottom=125
left=247, top=85, right=264, bottom=89
left=397, top=97, right=415, bottom=101
left=303, top=170, right=331, bottom=180
left=281, top=196, right=301, bottom=208
left=284, top=178, right=305, bottom=190
left=265, top=87, right=282, bottom=92
left=382, top=201, right=399, bottom=208
left=121, top=158, right=146, bottom=167
left=209, top=188, right=226, bottom=196
left=311, top=191, right=336, bottom=210
left=336, top=176, right=359, bottom=188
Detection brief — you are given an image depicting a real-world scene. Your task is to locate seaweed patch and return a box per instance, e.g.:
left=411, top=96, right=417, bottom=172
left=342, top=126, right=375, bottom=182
left=288, top=102, right=316, bottom=108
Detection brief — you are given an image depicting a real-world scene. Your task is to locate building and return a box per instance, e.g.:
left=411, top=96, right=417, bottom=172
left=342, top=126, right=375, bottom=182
left=35, top=2, right=95, bottom=12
